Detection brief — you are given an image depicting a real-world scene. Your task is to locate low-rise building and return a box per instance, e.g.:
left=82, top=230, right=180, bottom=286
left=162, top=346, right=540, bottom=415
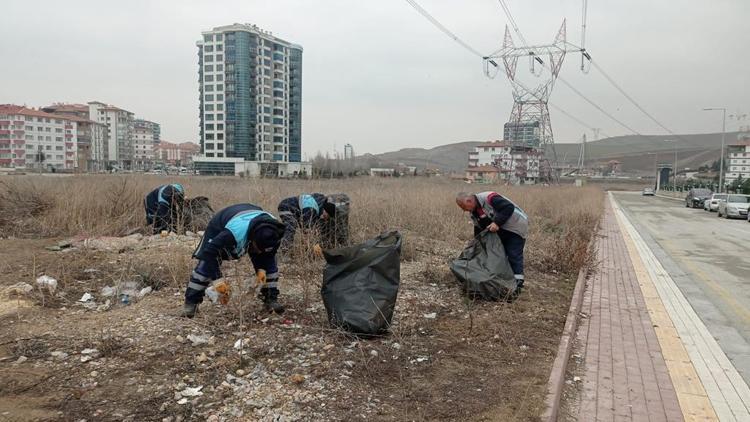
left=370, top=167, right=395, bottom=177
left=726, top=137, right=750, bottom=185
left=468, top=140, right=541, bottom=184
left=465, top=165, right=502, bottom=183
left=42, top=103, right=108, bottom=171
left=0, top=104, right=79, bottom=171
left=154, top=141, right=201, bottom=166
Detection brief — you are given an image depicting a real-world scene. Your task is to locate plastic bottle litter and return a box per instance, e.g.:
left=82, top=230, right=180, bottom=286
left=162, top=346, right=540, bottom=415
left=205, top=286, right=219, bottom=304
left=120, top=294, right=130, bottom=305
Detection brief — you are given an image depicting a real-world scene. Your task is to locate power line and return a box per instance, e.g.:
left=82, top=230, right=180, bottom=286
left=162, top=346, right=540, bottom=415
left=403, top=0, right=485, bottom=58
left=403, top=0, right=608, bottom=139
left=497, top=0, right=529, bottom=46
left=590, top=60, right=676, bottom=135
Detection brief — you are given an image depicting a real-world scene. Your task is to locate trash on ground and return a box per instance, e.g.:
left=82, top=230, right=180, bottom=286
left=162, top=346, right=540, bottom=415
left=35, top=275, right=58, bottom=293
left=78, top=293, right=94, bottom=302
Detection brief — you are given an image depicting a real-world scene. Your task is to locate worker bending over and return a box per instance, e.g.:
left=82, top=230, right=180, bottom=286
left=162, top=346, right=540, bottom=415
left=456, top=191, right=529, bottom=290
left=144, top=183, right=185, bottom=234
left=277, top=193, right=338, bottom=255
left=182, top=203, right=286, bottom=318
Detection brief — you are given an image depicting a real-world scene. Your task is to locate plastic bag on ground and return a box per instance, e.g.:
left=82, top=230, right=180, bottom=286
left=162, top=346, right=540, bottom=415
left=321, top=231, right=401, bottom=337
left=450, top=230, right=518, bottom=300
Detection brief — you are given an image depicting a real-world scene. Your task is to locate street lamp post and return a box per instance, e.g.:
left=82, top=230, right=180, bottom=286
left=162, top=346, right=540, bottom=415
left=703, top=108, right=727, bottom=193
left=664, top=140, right=678, bottom=191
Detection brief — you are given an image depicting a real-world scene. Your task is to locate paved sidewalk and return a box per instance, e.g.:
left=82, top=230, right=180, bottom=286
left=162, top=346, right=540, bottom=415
left=574, top=201, right=685, bottom=421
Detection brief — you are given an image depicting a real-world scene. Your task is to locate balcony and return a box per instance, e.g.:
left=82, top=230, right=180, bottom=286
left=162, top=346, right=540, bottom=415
left=0, top=130, right=9, bottom=135
left=12, top=139, right=24, bottom=145
left=65, top=124, right=73, bottom=129
left=0, top=158, right=11, bottom=164
left=0, top=120, right=9, bottom=125
left=14, top=120, right=24, bottom=125
left=64, top=133, right=73, bottom=138
left=14, top=149, right=25, bottom=155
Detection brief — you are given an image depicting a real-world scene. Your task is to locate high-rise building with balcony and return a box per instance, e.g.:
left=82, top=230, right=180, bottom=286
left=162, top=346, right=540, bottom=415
left=194, top=23, right=307, bottom=176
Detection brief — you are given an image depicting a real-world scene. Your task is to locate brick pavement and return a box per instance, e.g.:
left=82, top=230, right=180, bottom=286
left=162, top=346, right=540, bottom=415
left=574, top=202, right=684, bottom=421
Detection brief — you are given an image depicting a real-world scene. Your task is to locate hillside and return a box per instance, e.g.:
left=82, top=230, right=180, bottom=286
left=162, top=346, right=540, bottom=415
left=361, top=132, right=742, bottom=174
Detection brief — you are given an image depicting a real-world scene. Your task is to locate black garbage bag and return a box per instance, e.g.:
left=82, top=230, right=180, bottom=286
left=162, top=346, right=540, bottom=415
left=321, top=231, right=401, bottom=337
left=184, top=196, right=214, bottom=232
left=450, top=230, right=518, bottom=300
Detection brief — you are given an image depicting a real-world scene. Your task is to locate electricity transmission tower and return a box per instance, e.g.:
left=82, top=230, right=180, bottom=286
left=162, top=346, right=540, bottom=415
left=483, top=1, right=591, bottom=181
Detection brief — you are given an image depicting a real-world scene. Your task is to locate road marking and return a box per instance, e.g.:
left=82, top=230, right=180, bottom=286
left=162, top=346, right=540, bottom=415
left=611, top=193, right=750, bottom=421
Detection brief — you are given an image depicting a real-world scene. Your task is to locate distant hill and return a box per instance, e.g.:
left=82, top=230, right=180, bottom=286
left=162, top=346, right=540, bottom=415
left=360, top=132, right=743, bottom=174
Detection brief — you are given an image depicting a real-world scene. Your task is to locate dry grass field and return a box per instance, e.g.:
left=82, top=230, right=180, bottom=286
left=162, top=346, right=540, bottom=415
left=0, top=175, right=603, bottom=421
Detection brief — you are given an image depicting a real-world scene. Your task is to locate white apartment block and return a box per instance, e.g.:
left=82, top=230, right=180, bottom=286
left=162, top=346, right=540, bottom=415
left=194, top=23, right=303, bottom=176
left=89, top=101, right=134, bottom=168
left=725, top=137, right=750, bottom=185
left=467, top=140, right=541, bottom=184
left=0, top=105, right=78, bottom=170
left=133, top=119, right=159, bottom=169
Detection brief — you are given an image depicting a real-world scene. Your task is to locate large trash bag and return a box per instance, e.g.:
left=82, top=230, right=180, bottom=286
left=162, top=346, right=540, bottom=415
left=320, top=193, right=351, bottom=249
left=450, top=230, right=518, bottom=300
left=184, top=196, right=214, bottom=232
left=321, top=231, right=401, bottom=337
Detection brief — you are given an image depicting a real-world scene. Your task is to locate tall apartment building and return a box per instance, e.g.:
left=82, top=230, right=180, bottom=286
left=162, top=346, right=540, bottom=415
left=41, top=103, right=108, bottom=171
left=0, top=105, right=79, bottom=170
left=726, top=135, right=750, bottom=186
left=194, top=23, right=307, bottom=176
left=133, top=119, right=160, bottom=169
left=89, top=101, right=134, bottom=169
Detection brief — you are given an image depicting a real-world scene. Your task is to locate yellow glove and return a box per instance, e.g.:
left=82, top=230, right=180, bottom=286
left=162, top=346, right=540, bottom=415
left=313, top=244, right=324, bottom=258
left=256, top=269, right=267, bottom=286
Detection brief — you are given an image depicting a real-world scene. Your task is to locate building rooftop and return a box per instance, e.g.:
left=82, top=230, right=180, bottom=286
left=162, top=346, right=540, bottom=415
left=475, top=140, right=511, bottom=148
left=0, top=104, right=83, bottom=122
left=466, top=165, right=501, bottom=173
left=199, top=23, right=303, bottom=50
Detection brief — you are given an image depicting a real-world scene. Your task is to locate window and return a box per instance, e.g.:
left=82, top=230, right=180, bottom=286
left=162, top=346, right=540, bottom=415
left=55, top=119, right=62, bottom=124
left=56, top=155, right=63, bottom=159
left=206, top=133, right=214, bottom=140
left=56, top=137, right=62, bottom=142
left=216, top=94, right=224, bottom=101
left=204, top=64, right=213, bottom=72
left=45, top=127, right=51, bottom=132
left=215, top=84, right=223, bottom=91
left=204, top=55, right=213, bottom=62
left=55, top=146, right=63, bottom=151
left=217, top=124, right=224, bottom=130
left=205, top=85, right=214, bottom=92
left=46, top=145, right=51, bottom=150
left=37, top=136, right=43, bottom=141
left=205, top=124, right=214, bottom=130
left=25, top=116, right=32, bottom=121
left=216, top=104, right=224, bottom=111
left=205, top=114, right=214, bottom=121
left=205, top=94, right=214, bottom=101
left=204, top=74, right=214, bottom=82
left=45, top=118, right=50, bottom=123
left=205, top=104, right=214, bottom=111
left=216, top=74, right=223, bottom=82
left=205, top=152, right=214, bottom=157
left=217, top=133, right=224, bottom=140
left=37, top=126, right=43, bottom=131
left=215, top=54, right=223, bottom=61
left=45, top=136, right=51, bottom=141
left=26, top=144, right=33, bottom=149
left=55, top=128, right=62, bottom=133
left=216, top=114, right=223, bottom=120
left=216, top=153, right=223, bottom=157
left=216, top=143, right=224, bottom=150
left=204, top=45, right=214, bottom=53
left=25, top=135, right=32, bottom=140
left=205, top=143, right=214, bottom=149
left=273, top=118, right=283, bottom=125
left=216, top=64, right=223, bottom=71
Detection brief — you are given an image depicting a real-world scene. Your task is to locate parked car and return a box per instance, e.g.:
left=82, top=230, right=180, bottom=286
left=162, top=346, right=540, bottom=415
left=704, top=193, right=727, bottom=212
left=685, top=188, right=712, bottom=208
left=717, top=194, right=750, bottom=219
left=642, top=187, right=655, bottom=196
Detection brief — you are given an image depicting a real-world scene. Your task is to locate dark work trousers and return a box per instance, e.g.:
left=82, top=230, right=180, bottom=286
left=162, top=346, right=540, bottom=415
left=185, top=258, right=222, bottom=305
left=498, top=230, right=526, bottom=286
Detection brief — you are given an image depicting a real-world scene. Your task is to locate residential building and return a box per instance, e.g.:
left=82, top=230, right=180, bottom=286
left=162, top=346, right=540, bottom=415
left=0, top=104, right=79, bottom=170
left=133, top=119, right=160, bottom=170
left=154, top=141, right=201, bottom=166
left=726, top=137, right=750, bottom=185
left=89, top=101, right=134, bottom=169
left=193, top=23, right=305, bottom=176
left=467, top=140, right=541, bottom=184
left=41, top=103, right=108, bottom=171
left=344, top=143, right=354, bottom=160
left=370, top=168, right=395, bottom=177
left=465, top=165, right=501, bottom=183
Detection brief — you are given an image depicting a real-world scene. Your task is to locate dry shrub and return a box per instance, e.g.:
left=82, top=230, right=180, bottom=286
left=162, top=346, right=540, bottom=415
left=0, top=175, right=604, bottom=275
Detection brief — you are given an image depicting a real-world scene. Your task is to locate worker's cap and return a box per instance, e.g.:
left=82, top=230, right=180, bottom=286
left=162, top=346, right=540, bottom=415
left=253, top=225, right=282, bottom=253
left=173, top=183, right=185, bottom=193
left=322, top=201, right=337, bottom=217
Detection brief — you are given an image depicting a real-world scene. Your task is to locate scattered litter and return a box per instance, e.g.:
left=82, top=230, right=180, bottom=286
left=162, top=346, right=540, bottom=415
left=422, top=312, right=437, bottom=319
left=343, top=361, right=355, bottom=368
left=520, top=345, right=529, bottom=351
left=391, top=343, right=402, bottom=350
left=573, top=376, right=582, bottom=382
left=100, top=286, right=116, bottom=297
left=81, top=348, right=98, bottom=355
left=15, top=356, right=27, bottom=364
left=5, top=282, right=33, bottom=296
left=196, top=353, right=208, bottom=363
left=35, top=275, right=58, bottom=293
left=83, top=268, right=99, bottom=274
left=178, top=386, right=204, bottom=397
left=370, top=350, right=379, bottom=357
left=78, top=293, right=94, bottom=302
left=233, top=338, right=249, bottom=350
left=187, top=334, right=210, bottom=346
left=205, top=286, right=219, bottom=303
left=177, top=398, right=188, bottom=405
left=138, top=286, right=152, bottom=298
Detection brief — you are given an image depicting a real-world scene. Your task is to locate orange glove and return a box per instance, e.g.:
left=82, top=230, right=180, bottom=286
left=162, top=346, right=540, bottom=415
left=256, top=269, right=267, bottom=286
left=313, top=244, right=324, bottom=258
left=214, top=280, right=231, bottom=305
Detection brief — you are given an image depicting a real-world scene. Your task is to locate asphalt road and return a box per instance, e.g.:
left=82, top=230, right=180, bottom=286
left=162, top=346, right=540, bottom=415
left=613, top=192, right=750, bottom=385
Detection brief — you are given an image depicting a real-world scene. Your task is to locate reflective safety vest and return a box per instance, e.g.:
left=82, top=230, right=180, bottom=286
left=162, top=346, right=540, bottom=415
left=298, top=194, right=320, bottom=214
left=473, top=191, right=529, bottom=238
left=224, top=210, right=273, bottom=257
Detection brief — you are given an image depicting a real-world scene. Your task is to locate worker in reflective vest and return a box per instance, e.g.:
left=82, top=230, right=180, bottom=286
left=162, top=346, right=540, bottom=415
left=182, top=203, right=287, bottom=318
left=456, top=191, right=529, bottom=289
left=277, top=193, right=338, bottom=256
left=144, top=183, right=185, bottom=234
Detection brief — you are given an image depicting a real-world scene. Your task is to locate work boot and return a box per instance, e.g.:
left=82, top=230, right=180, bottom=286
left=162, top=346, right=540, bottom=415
left=260, top=287, right=285, bottom=314
left=182, top=302, right=199, bottom=318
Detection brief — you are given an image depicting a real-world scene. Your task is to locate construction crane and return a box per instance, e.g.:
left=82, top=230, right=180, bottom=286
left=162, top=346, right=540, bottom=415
left=483, top=0, right=591, bottom=182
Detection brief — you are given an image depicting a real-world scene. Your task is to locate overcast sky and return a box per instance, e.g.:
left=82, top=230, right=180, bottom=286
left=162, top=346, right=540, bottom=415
left=1, top=0, right=748, bottom=157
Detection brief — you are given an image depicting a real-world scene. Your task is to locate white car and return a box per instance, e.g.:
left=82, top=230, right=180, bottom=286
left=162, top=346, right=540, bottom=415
left=704, top=193, right=727, bottom=212
left=717, top=194, right=750, bottom=219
